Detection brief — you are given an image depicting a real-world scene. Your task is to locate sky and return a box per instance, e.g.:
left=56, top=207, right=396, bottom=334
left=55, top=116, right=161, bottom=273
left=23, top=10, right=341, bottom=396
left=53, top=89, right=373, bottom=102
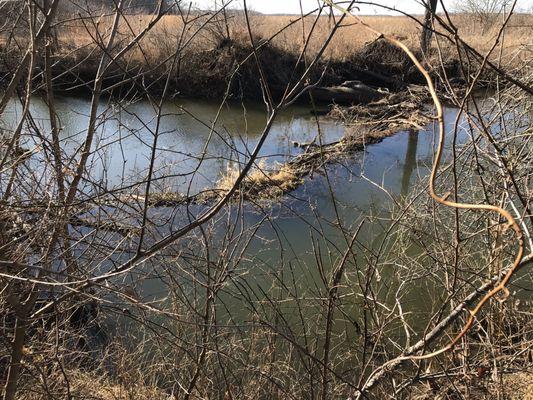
left=192, top=0, right=533, bottom=15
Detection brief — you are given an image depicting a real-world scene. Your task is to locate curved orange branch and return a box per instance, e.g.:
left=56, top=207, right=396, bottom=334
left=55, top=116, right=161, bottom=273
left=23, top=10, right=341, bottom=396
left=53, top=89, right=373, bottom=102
left=323, top=0, right=525, bottom=360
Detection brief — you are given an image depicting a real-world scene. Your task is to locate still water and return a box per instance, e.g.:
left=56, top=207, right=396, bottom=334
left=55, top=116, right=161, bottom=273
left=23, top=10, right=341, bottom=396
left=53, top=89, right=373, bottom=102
left=2, top=95, right=347, bottom=194
left=1, top=93, right=458, bottom=201
left=1, top=93, right=479, bottom=331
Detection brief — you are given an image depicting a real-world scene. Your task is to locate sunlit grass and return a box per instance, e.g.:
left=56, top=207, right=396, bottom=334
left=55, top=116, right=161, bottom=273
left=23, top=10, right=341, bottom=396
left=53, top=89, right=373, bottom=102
left=44, top=13, right=532, bottom=66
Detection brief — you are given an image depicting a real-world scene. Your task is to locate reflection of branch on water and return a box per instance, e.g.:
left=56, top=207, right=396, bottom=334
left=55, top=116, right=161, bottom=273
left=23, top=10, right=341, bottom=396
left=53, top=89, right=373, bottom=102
left=8, top=90, right=432, bottom=240
left=68, top=216, right=139, bottom=236
left=204, top=90, right=432, bottom=202
left=401, top=130, right=419, bottom=196
left=70, top=91, right=434, bottom=226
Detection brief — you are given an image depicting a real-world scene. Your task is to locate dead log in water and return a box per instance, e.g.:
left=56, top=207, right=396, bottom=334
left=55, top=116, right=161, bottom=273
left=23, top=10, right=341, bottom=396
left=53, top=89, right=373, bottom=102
left=310, top=81, right=387, bottom=105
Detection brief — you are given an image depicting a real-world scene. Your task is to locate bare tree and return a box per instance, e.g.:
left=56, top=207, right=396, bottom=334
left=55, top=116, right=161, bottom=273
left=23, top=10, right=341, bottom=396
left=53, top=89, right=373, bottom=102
left=420, top=0, right=438, bottom=54
left=0, top=0, right=531, bottom=399
left=453, top=0, right=513, bottom=31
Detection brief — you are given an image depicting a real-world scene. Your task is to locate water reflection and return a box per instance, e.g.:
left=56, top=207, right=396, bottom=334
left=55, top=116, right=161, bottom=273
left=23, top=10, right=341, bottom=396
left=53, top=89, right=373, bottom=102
left=401, top=129, right=419, bottom=196
left=0, top=92, right=463, bottom=268
left=0, top=94, right=346, bottom=194
left=1, top=92, right=468, bottom=310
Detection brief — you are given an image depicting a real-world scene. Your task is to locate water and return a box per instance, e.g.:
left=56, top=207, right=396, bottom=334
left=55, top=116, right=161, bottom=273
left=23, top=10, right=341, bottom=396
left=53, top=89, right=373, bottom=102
left=1, top=95, right=345, bottom=195
left=5, top=92, right=523, bottom=346
left=1, top=92, right=461, bottom=209
left=0, top=92, right=459, bottom=285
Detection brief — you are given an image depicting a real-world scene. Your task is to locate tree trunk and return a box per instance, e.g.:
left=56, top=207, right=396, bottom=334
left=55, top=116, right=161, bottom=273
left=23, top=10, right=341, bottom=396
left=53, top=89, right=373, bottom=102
left=3, top=315, right=28, bottom=400
left=420, top=0, right=438, bottom=54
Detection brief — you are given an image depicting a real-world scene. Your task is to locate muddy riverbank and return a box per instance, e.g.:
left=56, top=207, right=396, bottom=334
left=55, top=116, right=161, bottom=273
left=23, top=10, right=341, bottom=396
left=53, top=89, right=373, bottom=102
left=0, top=36, right=463, bottom=103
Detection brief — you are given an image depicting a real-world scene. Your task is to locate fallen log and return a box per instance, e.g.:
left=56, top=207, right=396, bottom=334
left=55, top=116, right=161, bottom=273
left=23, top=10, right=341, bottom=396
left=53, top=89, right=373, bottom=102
left=310, top=81, right=387, bottom=105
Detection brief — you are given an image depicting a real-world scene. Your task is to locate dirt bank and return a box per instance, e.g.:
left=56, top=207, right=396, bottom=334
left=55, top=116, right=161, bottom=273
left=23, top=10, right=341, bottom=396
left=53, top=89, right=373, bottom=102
left=0, top=35, right=461, bottom=102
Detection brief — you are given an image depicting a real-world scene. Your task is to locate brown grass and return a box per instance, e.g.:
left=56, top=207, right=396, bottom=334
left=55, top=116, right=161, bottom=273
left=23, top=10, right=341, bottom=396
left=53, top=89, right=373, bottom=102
left=20, top=369, right=168, bottom=400
left=3, top=11, right=526, bottom=64
left=217, top=160, right=302, bottom=199
left=44, top=12, right=533, bottom=66
left=411, top=372, right=533, bottom=400
left=0, top=11, right=530, bottom=99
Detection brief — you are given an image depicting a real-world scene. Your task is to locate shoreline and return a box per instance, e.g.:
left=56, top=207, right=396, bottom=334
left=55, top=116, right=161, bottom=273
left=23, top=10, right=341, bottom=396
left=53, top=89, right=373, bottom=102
left=0, top=37, right=465, bottom=103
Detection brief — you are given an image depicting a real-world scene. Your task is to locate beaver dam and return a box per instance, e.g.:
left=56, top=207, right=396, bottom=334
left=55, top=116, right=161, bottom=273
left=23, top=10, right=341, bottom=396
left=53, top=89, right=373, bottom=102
left=1, top=81, right=436, bottom=214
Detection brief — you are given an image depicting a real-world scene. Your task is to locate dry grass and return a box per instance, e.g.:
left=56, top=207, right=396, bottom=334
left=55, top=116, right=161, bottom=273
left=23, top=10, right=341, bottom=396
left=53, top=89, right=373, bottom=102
left=43, top=12, right=533, bottom=66
left=502, top=372, right=533, bottom=400
left=411, top=372, right=533, bottom=400
left=217, top=160, right=301, bottom=198
left=0, top=11, right=529, bottom=99
left=20, top=370, right=168, bottom=400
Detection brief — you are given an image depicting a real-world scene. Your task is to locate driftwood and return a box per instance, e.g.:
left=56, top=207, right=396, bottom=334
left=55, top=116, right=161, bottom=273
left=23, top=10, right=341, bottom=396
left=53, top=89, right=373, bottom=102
left=310, top=80, right=387, bottom=105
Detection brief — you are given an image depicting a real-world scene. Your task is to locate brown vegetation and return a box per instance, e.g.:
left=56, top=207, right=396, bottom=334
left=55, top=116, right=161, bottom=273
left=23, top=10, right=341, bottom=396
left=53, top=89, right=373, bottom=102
left=17, top=12, right=531, bottom=63
left=0, top=2, right=532, bottom=400
left=1, top=10, right=531, bottom=99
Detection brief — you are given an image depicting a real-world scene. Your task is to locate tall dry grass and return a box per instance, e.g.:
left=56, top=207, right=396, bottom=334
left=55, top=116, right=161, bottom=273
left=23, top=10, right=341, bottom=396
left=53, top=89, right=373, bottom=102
left=46, top=12, right=533, bottom=66
left=1, top=10, right=529, bottom=79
